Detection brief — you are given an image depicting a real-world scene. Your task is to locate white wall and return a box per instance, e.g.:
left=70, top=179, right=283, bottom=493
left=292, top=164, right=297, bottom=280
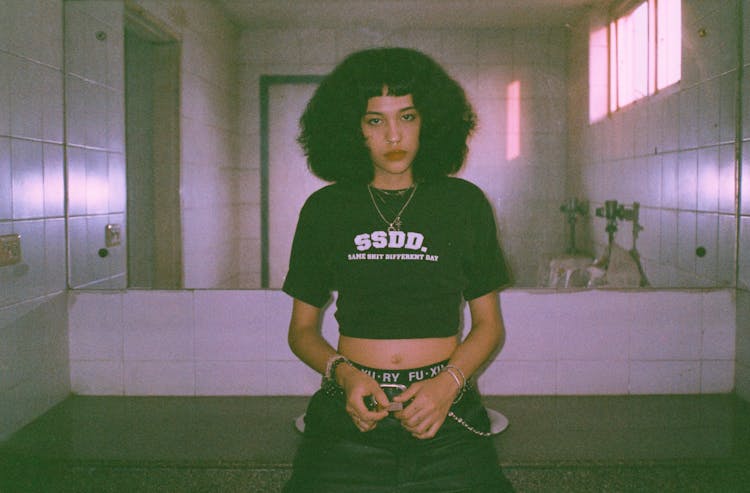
left=0, top=0, right=70, bottom=441
left=68, top=289, right=735, bottom=396
left=65, top=1, right=127, bottom=289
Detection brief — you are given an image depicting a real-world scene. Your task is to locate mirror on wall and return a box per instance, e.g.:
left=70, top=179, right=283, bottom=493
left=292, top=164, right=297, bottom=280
left=63, top=0, right=743, bottom=291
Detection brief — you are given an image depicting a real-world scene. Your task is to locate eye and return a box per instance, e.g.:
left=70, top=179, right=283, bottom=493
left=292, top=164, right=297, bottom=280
left=401, top=112, right=418, bottom=122
left=365, top=117, right=383, bottom=126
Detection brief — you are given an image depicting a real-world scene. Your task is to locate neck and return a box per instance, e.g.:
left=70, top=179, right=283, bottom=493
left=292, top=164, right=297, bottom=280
left=370, top=174, right=414, bottom=190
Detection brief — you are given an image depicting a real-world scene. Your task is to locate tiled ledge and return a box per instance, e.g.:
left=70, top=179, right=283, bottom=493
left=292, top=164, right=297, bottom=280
left=68, top=288, right=736, bottom=397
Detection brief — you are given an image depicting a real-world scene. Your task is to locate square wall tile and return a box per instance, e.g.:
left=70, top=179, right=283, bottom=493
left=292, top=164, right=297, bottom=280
left=555, top=290, right=632, bottom=361
left=677, top=211, right=697, bottom=274
left=700, top=360, right=734, bottom=393
left=695, top=213, right=718, bottom=282
left=629, top=292, right=703, bottom=360
left=194, top=290, right=267, bottom=361
left=718, top=144, right=735, bottom=214
left=11, top=139, right=44, bottom=219
left=43, top=144, right=65, bottom=218
left=195, top=361, right=267, bottom=395
left=4, top=0, right=62, bottom=67
left=719, top=73, right=736, bottom=144
left=44, top=218, right=67, bottom=293
left=697, top=147, right=719, bottom=212
left=477, top=360, right=556, bottom=395
left=68, top=291, right=123, bottom=360
left=66, top=216, right=93, bottom=288
left=497, top=291, right=560, bottom=360
left=701, top=290, right=735, bottom=359
left=124, top=361, right=195, bottom=396
left=70, top=360, right=123, bottom=395
left=630, top=361, right=701, bottom=394
left=678, top=150, right=698, bottom=210
left=265, top=360, right=321, bottom=395
left=697, top=78, right=720, bottom=147
left=661, top=152, right=679, bottom=209
left=556, top=360, right=629, bottom=395
left=678, top=87, right=699, bottom=149
left=123, top=291, right=194, bottom=361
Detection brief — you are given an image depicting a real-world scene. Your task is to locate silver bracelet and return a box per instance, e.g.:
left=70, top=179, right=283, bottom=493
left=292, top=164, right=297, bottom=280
left=441, top=364, right=467, bottom=404
left=443, top=364, right=467, bottom=388
left=442, top=367, right=463, bottom=391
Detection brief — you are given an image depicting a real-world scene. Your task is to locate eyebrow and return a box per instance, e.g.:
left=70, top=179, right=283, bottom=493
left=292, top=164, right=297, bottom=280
left=363, top=106, right=418, bottom=115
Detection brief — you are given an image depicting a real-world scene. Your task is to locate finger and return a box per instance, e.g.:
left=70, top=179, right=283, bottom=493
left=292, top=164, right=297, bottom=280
left=410, top=414, right=444, bottom=439
left=392, top=383, right=420, bottom=403
left=371, top=387, right=391, bottom=409
left=349, top=394, right=386, bottom=420
left=351, top=414, right=376, bottom=432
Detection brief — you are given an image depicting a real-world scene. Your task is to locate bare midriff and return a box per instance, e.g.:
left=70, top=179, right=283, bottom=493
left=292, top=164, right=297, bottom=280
left=338, top=335, right=459, bottom=369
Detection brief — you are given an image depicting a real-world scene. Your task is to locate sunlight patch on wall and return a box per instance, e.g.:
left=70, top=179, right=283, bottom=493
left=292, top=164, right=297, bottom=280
left=506, top=80, right=520, bottom=161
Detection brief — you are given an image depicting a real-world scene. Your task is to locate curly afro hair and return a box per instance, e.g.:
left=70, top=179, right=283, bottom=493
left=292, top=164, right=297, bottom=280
left=297, top=47, right=477, bottom=184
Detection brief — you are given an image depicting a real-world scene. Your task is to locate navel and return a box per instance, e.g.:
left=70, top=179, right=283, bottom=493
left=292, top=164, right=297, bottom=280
left=390, top=353, right=403, bottom=365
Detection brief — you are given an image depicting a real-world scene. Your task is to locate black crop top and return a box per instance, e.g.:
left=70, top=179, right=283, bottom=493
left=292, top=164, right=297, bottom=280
left=282, top=177, right=511, bottom=339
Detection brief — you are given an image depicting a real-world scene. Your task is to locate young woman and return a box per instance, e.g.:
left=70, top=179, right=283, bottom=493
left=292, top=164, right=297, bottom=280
left=282, top=47, right=514, bottom=492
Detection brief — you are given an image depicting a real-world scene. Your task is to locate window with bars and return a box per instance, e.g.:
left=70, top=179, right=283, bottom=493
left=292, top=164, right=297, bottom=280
left=590, top=0, right=681, bottom=122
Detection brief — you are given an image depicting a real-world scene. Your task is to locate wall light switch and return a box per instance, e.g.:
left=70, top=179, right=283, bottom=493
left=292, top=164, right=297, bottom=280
left=0, top=234, right=22, bottom=267
left=105, top=224, right=122, bottom=247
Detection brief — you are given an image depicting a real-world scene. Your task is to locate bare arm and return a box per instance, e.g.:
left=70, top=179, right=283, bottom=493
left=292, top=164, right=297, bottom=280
left=287, top=298, right=389, bottom=431
left=394, top=291, right=505, bottom=439
left=287, top=298, right=338, bottom=374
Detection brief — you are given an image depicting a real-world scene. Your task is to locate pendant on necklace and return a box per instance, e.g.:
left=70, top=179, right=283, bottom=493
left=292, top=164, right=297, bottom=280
left=388, top=217, right=402, bottom=232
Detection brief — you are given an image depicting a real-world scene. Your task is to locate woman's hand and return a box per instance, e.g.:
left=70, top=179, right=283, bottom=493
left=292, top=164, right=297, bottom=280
left=392, top=372, right=461, bottom=439
left=336, top=364, right=390, bottom=432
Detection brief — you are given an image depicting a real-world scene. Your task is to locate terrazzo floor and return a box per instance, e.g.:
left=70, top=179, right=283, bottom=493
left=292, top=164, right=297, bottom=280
left=1, top=394, right=749, bottom=492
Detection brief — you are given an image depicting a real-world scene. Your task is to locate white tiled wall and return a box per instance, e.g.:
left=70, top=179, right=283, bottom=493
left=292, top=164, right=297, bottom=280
left=69, top=289, right=736, bottom=396
left=567, top=1, right=741, bottom=289
left=64, top=0, right=127, bottom=289
left=0, top=0, right=70, bottom=441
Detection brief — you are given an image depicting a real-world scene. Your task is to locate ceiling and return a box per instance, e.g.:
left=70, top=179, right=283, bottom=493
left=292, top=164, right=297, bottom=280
left=216, top=0, right=599, bottom=30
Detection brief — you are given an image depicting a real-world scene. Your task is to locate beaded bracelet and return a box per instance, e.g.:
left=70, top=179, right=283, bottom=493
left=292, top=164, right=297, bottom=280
left=324, top=354, right=351, bottom=384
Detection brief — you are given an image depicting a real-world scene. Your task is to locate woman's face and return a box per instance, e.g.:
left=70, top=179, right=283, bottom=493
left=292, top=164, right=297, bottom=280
left=360, top=91, right=421, bottom=187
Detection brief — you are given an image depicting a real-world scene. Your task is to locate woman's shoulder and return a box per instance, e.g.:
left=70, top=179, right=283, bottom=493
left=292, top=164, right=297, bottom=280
left=302, top=182, right=360, bottom=210
left=427, top=176, right=488, bottom=200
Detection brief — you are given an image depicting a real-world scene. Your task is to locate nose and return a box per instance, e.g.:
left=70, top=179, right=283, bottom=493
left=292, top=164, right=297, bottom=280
left=385, top=121, right=401, bottom=144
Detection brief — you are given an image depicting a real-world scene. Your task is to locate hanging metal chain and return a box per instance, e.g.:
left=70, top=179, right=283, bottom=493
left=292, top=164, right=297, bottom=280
left=447, top=411, right=492, bottom=437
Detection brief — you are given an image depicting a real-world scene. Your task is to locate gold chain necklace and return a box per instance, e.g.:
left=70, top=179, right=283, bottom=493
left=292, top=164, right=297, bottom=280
left=367, top=183, right=418, bottom=232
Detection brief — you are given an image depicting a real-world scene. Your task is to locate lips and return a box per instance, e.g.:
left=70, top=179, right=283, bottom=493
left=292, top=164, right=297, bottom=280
left=384, top=150, right=407, bottom=161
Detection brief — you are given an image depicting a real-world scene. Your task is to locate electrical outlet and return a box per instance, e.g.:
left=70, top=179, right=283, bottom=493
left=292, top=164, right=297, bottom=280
left=105, top=224, right=122, bottom=247
left=0, top=234, right=22, bottom=267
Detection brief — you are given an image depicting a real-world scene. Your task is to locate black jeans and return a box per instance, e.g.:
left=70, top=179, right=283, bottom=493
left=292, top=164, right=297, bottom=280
left=283, top=384, right=514, bottom=493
